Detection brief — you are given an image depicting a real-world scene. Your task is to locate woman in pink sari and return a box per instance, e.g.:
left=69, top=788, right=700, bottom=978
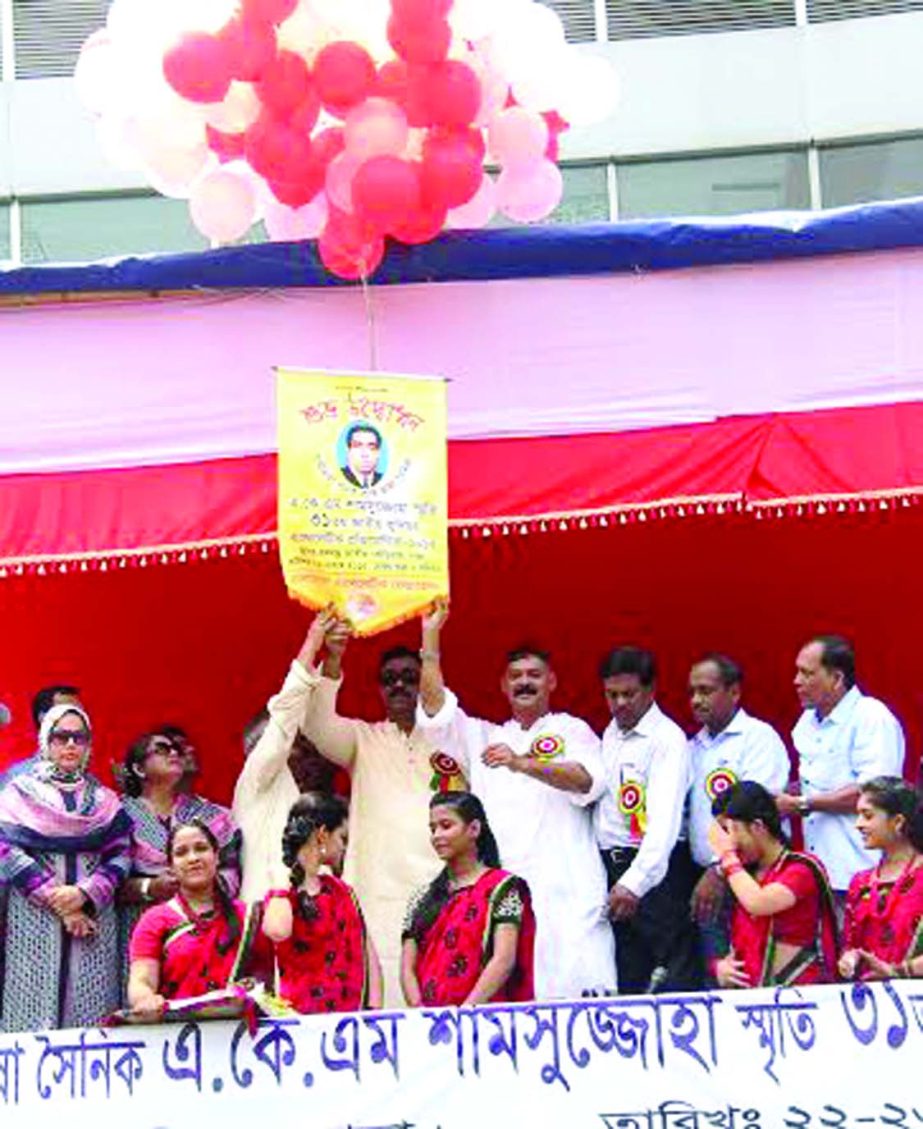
left=840, top=776, right=923, bottom=981
left=708, top=780, right=838, bottom=989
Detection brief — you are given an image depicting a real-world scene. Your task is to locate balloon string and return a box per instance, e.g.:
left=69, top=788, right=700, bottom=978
left=360, top=270, right=379, bottom=372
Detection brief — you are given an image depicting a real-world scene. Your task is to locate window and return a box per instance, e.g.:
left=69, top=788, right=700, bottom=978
left=607, top=0, right=795, bottom=41
left=542, top=0, right=598, bottom=43
left=617, top=149, right=810, bottom=219
left=13, top=0, right=109, bottom=79
left=20, top=194, right=207, bottom=264
left=0, top=204, right=10, bottom=261
left=808, top=0, right=923, bottom=22
left=550, top=163, right=611, bottom=223
left=819, top=136, right=923, bottom=208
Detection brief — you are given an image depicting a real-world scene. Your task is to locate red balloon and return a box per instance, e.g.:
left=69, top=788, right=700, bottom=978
left=418, top=60, right=481, bottom=128
left=352, top=156, right=421, bottom=233
left=420, top=127, right=483, bottom=209
left=387, top=16, right=451, bottom=65
left=245, top=112, right=309, bottom=181
left=376, top=59, right=410, bottom=107
left=206, top=125, right=247, bottom=163
left=391, top=0, right=452, bottom=27
left=319, top=211, right=384, bottom=280
left=312, top=127, right=346, bottom=166
left=242, top=0, right=298, bottom=24
left=542, top=110, right=569, bottom=161
left=163, top=33, right=232, bottom=104
left=290, top=89, right=321, bottom=135
left=314, top=42, right=376, bottom=114
left=256, top=50, right=313, bottom=117
left=390, top=201, right=446, bottom=245
left=218, top=16, right=276, bottom=81
left=268, top=158, right=325, bottom=208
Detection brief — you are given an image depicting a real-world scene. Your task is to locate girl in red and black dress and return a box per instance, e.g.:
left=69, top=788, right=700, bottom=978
left=840, top=776, right=923, bottom=981
left=262, top=793, right=382, bottom=1013
left=708, top=781, right=838, bottom=989
left=401, top=791, right=535, bottom=1008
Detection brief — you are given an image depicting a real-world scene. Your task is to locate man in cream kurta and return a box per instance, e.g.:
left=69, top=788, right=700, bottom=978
left=232, top=618, right=328, bottom=902
left=302, top=625, right=465, bottom=1007
left=417, top=605, right=616, bottom=1000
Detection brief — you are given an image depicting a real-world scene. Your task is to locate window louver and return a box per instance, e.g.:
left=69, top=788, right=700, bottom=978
left=541, top=0, right=598, bottom=43
left=808, top=0, right=923, bottom=20
left=13, top=0, right=108, bottom=79
left=606, top=0, right=796, bottom=40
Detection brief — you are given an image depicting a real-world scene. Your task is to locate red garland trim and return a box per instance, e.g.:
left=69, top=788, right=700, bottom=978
left=1, top=489, right=921, bottom=577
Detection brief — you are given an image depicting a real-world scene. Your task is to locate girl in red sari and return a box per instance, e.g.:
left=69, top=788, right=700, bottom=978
left=401, top=791, right=535, bottom=1007
left=127, top=821, right=265, bottom=1019
left=262, top=793, right=382, bottom=1014
left=707, top=781, right=838, bottom=989
left=840, top=776, right=923, bottom=981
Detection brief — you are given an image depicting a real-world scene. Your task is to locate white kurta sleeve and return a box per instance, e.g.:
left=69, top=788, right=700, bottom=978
left=558, top=717, right=606, bottom=807
left=619, top=733, right=690, bottom=899
left=414, top=688, right=486, bottom=777
left=301, top=675, right=360, bottom=768
left=741, top=723, right=791, bottom=796
left=233, top=660, right=319, bottom=806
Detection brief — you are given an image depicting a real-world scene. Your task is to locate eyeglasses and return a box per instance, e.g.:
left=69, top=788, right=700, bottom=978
left=379, top=669, right=421, bottom=688
left=49, top=729, right=90, bottom=748
left=147, top=738, right=180, bottom=757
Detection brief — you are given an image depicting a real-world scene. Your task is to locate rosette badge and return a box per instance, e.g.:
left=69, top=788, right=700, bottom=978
left=705, top=767, right=739, bottom=803
left=617, top=780, right=647, bottom=839
left=529, top=734, right=565, bottom=762
left=429, top=751, right=464, bottom=794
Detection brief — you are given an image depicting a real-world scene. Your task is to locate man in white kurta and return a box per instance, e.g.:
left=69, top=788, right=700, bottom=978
left=417, top=608, right=615, bottom=999
left=778, top=635, right=905, bottom=897
left=232, top=619, right=327, bottom=902
left=302, top=625, right=464, bottom=1007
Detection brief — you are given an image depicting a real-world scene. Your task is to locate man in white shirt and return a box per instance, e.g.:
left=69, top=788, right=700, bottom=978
left=594, top=646, right=699, bottom=994
left=686, top=654, right=791, bottom=969
left=232, top=614, right=332, bottom=902
left=417, top=603, right=615, bottom=1000
left=778, top=635, right=905, bottom=897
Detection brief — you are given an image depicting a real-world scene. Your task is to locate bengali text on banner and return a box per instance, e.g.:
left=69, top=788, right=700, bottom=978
left=276, top=368, right=449, bottom=635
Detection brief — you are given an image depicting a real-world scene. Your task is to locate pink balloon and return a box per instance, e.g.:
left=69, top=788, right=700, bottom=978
left=445, top=172, right=496, bottom=229
left=344, top=98, right=409, bottom=161
left=325, top=151, right=362, bottom=213
left=488, top=106, right=548, bottom=169
left=188, top=168, right=258, bottom=243
left=264, top=194, right=329, bottom=241
left=496, top=159, right=562, bottom=223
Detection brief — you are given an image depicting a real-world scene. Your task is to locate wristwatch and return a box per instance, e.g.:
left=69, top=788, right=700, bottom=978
left=797, top=795, right=812, bottom=815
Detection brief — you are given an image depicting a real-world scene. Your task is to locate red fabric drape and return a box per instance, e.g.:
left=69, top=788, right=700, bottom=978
left=1, top=508, right=919, bottom=799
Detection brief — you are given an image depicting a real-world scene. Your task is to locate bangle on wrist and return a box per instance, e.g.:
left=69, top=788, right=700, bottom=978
left=139, top=877, right=152, bottom=902
left=266, top=888, right=291, bottom=900
left=419, top=648, right=440, bottom=661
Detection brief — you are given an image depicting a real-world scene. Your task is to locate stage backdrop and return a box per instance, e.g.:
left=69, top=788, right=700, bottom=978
left=0, top=507, right=919, bottom=801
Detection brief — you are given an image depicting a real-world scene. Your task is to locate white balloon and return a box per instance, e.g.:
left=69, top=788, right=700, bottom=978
left=143, top=142, right=211, bottom=198
left=264, top=193, right=329, bottom=241
left=277, top=1, right=328, bottom=60
left=554, top=52, right=620, bottom=128
left=204, top=82, right=262, bottom=133
left=344, top=98, right=409, bottom=161
left=94, top=114, right=145, bottom=172
left=510, top=46, right=571, bottom=113
left=446, top=173, right=497, bottom=229
left=449, top=0, right=505, bottom=41
left=74, top=31, right=119, bottom=115
left=136, top=97, right=208, bottom=154
left=496, top=159, right=562, bottom=223
left=189, top=167, right=258, bottom=243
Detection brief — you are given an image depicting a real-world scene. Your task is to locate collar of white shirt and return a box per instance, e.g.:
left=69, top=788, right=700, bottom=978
left=692, top=706, right=750, bottom=747
left=619, top=700, right=666, bottom=740
left=813, top=684, right=862, bottom=727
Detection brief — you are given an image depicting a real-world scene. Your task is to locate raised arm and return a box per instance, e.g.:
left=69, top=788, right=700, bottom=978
left=301, top=618, right=360, bottom=768
left=419, top=598, right=449, bottom=717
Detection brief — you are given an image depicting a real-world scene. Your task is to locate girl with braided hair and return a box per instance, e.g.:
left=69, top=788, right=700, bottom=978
left=262, top=793, right=381, bottom=1013
left=400, top=791, right=535, bottom=1007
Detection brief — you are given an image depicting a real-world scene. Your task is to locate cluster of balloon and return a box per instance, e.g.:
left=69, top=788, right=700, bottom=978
left=75, top=0, right=619, bottom=279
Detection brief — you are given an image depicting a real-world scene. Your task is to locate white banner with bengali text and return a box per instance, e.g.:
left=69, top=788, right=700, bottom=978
left=1, top=982, right=921, bottom=1129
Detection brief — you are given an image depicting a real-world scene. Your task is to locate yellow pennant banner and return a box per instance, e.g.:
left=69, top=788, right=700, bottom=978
left=276, top=368, right=449, bottom=636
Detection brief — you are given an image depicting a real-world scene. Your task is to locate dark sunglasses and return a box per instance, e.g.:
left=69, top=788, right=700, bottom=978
left=49, top=729, right=90, bottom=748
left=379, top=669, right=421, bottom=688
left=147, top=738, right=181, bottom=756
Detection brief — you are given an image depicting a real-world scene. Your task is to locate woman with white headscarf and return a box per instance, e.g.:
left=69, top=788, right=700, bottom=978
left=0, top=703, right=130, bottom=1031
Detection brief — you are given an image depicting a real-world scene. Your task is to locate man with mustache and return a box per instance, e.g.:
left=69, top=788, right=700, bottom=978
left=416, top=602, right=615, bottom=999
left=302, top=618, right=465, bottom=1006
left=777, top=634, right=905, bottom=909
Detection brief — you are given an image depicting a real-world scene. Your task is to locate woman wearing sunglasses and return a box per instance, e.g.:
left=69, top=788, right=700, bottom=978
left=0, top=704, right=131, bottom=1031
left=117, top=729, right=241, bottom=999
